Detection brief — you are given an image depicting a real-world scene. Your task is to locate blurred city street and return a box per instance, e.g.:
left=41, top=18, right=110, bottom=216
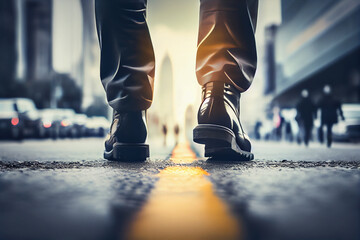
left=0, top=139, right=359, bottom=240
left=1, top=0, right=360, bottom=239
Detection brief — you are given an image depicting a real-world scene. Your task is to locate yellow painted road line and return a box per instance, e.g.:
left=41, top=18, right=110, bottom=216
left=127, top=143, right=242, bottom=240
left=170, top=142, right=198, bottom=164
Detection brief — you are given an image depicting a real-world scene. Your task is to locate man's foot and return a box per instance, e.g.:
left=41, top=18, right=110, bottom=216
left=193, top=82, right=254, bottom=161
left=104, top=111, right=149, bottom=161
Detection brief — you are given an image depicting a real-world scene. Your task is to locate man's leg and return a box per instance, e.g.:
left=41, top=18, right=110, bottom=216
left=327, top=123, right=333, bottom=148
left=95, top=0, right=155, bottom=111
left=318, top=125, right=324, bottom=143
left=196, top=0, right=257, bottom=91
left=305, top=124, right=313, bottom=146
left=193, top=0, right=258, bottom=161
left=304, top=126, right=309, bottom=146
left=95, top=0, right=155, bottom=161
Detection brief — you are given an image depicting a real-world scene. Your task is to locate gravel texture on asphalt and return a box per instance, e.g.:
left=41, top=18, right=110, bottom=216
left=203, top=165, right=360, bottom=240
left=0, top=163, right=163, bottom=240
left=0, top=139, right=359, bottom=240
left=1, top=159, right=359, bottom=171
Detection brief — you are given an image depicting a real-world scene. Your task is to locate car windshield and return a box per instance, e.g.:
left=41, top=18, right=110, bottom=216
left=19, top=100, right=36, bottom=112
left=40, top=111, right=58, bottom=120
left=61, top=110, right=76, bottom=118
left=0, top=101, right=15, bottom=112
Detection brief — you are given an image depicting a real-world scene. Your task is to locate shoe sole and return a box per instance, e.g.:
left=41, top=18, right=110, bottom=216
left=193, top=124, right=254, bottom=161
left=104, top=143, right=149, bottom=161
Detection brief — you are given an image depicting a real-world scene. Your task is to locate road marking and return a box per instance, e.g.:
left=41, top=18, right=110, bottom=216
left=170, top=142, right=198, bottom=164
left=127, top=143, right=242, bottom=240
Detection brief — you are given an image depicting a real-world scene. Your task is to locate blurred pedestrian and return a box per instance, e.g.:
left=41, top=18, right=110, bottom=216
left=174, top=124, right=180, bottom=145
left=273, top=107, right=284, bottom=141
left=254, top=120, right=262, bottom=140
left=295, top=89, right=316, bottom=146
left=284, top=121, right=293, bottom=142
left=162, top=124, right=168, bottom=146
left=317, top=85, right=345, bottom=148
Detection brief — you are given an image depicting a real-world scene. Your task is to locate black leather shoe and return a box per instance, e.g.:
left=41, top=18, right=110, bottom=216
left=193, top=82, right=253, bottom=161
left=104, top=111, right=149, bottom=161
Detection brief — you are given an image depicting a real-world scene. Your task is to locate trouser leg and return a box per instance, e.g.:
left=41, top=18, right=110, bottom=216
left=304, top=125, right=311, bottom=146
left=327, top=123, right=333, bottom=147
left=196, top=0, right=258, bottom=91
left=95, top=0, right=155, bottom=112
left=318, top=125, right=324, bottom=143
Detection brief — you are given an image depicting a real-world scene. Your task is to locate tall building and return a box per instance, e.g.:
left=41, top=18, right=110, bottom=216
left=0, top=0, right=54, bottom=102
left=272, top=0, right=360, bottom=106
left=264, top=25, right=277, bottom=95
left=25, top=0, right=53, bottom=82
left=1, top=0, right=91, bottom=110
left=0, top=0, right=16, bottom=97
left=80, top=0, right=103, bottom=110
left=152, top=54, right=175, bottom=130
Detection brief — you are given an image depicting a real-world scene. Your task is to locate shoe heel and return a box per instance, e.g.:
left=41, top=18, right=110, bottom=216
left=112, top=143, right=149, bottom=161
left=193, top=124, right=254, bottom=161
left=193, top=124, right=235, bottom=144
left=193, top=124, right=236, bottom=157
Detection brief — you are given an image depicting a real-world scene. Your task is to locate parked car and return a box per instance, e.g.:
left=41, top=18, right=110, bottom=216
left=39, top=109, right=64, bottom=139
left=40, top=109, right=90, bottom=139
left=0, top=98, right=44, bottom=139
left=52, top=108, right=76, bottom=138
left=72, top=114, right=88, bottom=138
left=0, top=100, right=21, bottom=139
left=86, top=116, right=110, bottom=137
left=333, top=104, right=360, bottom=142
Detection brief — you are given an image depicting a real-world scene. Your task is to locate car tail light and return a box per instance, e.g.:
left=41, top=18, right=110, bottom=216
left=43, top=121, right=52, bottom=128
left=11, top=117, right=19, bottom=126
left=61, top=120, right=70, bottom=127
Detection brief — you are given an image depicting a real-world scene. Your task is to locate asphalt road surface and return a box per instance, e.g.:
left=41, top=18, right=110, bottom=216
left=0, top=138, right=359, bottom=240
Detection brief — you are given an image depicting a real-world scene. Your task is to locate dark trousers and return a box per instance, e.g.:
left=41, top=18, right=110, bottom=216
left=95, top=0, right=258, bottom=112
left=298, top=121, right=312, bottom=146
left=303, top=124, right=312, bottom=146
left=319, top=123, right=333, bottom=147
